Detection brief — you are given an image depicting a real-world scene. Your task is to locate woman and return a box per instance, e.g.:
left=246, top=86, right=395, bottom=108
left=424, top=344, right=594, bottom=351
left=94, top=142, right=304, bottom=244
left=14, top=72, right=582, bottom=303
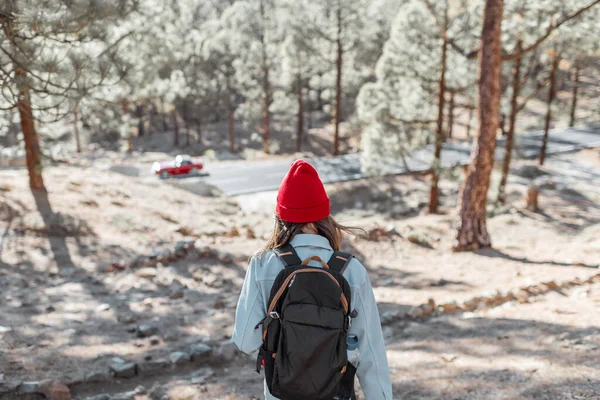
left=233, top=160, right=393, bottom=400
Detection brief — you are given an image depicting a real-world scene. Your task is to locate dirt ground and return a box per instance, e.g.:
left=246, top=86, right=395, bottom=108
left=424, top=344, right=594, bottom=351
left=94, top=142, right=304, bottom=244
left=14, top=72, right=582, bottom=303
left=1, top=148, right=599, bottom=399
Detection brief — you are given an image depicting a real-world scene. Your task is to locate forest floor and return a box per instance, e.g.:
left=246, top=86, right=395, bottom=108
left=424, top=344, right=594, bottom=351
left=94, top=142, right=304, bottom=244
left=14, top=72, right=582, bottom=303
left=0, top=148, right=599, bottom=399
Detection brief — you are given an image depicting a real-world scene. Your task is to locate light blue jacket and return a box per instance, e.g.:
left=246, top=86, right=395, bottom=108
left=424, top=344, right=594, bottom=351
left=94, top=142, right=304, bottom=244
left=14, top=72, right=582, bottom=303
left=232, top=234, right=393, bottom=400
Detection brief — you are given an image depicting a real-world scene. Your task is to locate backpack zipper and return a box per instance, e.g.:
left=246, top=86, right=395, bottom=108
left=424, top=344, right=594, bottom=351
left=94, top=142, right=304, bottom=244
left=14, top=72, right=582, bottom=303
left=288, top=275, right=297, bottom=288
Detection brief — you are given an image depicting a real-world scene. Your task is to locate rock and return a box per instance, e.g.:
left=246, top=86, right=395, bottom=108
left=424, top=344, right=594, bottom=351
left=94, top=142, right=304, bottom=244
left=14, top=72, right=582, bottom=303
left=217, top=252, right=234, bottom=264
left=169, top=351, right=190, bottom=364
left=246, top=228, right=256, bottom=239
left=140, top=359, right=169, bottom=371
left=215, top=339, right=238, bottom=361
left=409, top=307, right=424, bottom=319
left=174, top=241, right=187, bottom=258
left=39, top=379, right=71, bottom=400
left=118, top=313, right=137, bottom=324
left=190, top=368, right=214, bottom=384
left=197, top=246, right=215, bottom=258
left=380, top=311, right=397, bottom=324
left=134, top=268, right=157, bottom=279
left=85, top=371, right=111, bottom=382
left=156, top=250, right=174, bottom=264
left=18, top=381, right=40, bottom=393
left=94, top=304, right=110, bottom=313
left=190, top=343, right=213, bottom=360
left=137, top=324, right=159, bottom=338
left=110, top=361, right=138, bottom=378
left=129, top=255, right=148, bottom=269
left=169, top=280, right=186, bottom=300
left=0, top=325, right=12, bottom=334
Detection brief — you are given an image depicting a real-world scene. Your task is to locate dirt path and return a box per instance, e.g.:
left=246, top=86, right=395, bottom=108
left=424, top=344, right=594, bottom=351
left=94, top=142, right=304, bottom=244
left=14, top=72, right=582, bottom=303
left=1, top=149, right=599, bottom=399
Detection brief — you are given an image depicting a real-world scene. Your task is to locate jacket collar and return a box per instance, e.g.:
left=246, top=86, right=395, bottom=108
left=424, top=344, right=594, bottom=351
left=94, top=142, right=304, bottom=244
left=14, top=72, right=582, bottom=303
left=289, top=234, right=332, bottom=250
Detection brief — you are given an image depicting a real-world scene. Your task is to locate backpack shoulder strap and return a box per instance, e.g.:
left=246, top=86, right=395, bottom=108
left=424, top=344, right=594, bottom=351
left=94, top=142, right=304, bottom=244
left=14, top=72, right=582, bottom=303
left=327, top=251, right=354, bottom=275
left=274, top=244, right=302, bottom=267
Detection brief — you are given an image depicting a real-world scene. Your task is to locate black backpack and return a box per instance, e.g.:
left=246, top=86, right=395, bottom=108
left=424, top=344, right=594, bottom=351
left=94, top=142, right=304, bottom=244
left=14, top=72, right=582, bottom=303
left=255, top=244, right=357, bottom=400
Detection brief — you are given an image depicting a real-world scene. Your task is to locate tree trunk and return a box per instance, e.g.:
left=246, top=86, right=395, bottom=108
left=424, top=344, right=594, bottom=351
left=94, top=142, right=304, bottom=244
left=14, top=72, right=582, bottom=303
left=135, top=104, right=145, bottom=137
left=466, top=107, right=474, bottom=139
left=173, top=109, right=179, bottom=147
left=7, top=9, right=45, bottom=191
left=333, top=1, right=343, bottom=156
left=73, top=103, right=82, bottom=153
left=497, top=43, right=522, bottom=205
left=196, top=114, right=202, bottom=145
left=307, top=83, right=313, bottom=131
left=296, top=72, right=303, bottom=153
left=183, top=100, right=190, bottom=147
left=149, top=102, right=157, bottom=135
left=259, top=0, right=271, bottom=154
left=569, top=62, right=580, bottom=127
left=429, top=29, right=448, bottom=214
left=127, top=133, right=133, bottom=154
left=454, top=0, right=504, bottom=252
left=447, top=91, right=455, bottom=139
left=18, top=85, right=46, bottom=191
left=539, top=50, right=559, bottom=166
left=227, top=91, right=235, bottom=153
left=160, top=97, right=169, bottom=131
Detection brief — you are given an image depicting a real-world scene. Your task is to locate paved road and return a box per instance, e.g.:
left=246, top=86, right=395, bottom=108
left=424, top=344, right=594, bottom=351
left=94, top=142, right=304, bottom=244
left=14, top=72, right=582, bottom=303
left=188, top=125, right=600, bottom=196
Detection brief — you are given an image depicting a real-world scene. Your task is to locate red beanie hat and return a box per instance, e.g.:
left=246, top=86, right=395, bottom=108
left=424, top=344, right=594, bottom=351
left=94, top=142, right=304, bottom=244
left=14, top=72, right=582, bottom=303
left=276, top=160, right=330, bottom=223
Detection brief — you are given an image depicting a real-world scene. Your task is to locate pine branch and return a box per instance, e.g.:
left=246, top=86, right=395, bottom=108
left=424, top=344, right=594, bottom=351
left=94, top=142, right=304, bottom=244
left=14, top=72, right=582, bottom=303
left=422, top=0, right=447, bottom=40
left=516, top=78, right=550, bottom=113
left=503, top=0, right=600, bottom=61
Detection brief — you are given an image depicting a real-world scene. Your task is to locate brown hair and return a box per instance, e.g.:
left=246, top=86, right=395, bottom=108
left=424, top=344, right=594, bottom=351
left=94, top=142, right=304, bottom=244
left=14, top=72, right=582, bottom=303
left=261, top=215, right=364, bottom=254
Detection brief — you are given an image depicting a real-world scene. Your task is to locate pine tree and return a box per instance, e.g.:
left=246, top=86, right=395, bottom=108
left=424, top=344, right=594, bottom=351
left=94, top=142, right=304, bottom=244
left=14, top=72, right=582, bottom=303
left=0, top=0, right=139, bottom=190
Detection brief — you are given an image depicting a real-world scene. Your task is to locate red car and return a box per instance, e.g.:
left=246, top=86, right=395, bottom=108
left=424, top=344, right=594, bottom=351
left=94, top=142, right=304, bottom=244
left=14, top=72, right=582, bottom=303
left=152, top=155, right=203, bottom=179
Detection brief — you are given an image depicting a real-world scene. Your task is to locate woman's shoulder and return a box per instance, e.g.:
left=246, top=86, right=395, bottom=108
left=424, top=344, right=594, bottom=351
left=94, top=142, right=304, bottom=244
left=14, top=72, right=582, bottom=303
left=250, top=249, right=282, bottom=269
left=344, top=256, right=369, bottom=288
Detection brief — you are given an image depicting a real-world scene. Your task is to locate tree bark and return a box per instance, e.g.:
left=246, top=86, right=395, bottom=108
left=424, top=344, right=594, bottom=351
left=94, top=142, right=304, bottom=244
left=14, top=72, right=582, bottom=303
left=296, top=72, right=303, bottom=153
left=333, top=0, right=343, bottom=156
left=259, top=0, right=271, bottom=154
left=447, top=91, right=455, bottom=139
left=18, top=85, right=46, bottom=191
left=497, top=44, right=522, bottom=205
left=429, top=22, right=448, bottom=214
left=569, top=62, right=580, bottom=127
left=454, top=0, right=504, bottom=252
left=73, top=103, right=82, bottom=153
left=539, top=50, right=559, bottom=166
left=172, top=109, right=179, bottom=147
